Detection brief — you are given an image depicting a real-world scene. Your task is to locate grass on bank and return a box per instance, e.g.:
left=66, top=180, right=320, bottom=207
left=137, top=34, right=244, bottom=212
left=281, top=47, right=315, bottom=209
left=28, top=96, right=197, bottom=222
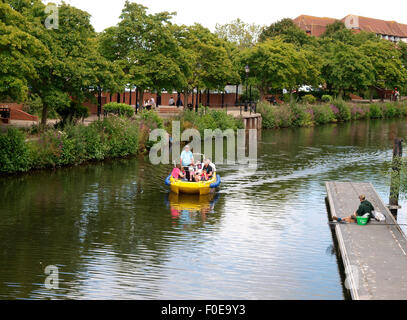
left=0, top=108, right=244, bottom=174
left=257, top=99, right=407, bottom=129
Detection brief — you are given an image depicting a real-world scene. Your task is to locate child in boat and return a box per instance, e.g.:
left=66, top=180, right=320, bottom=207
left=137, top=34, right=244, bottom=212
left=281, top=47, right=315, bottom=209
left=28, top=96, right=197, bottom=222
left=171, top=164, right=185, bottom=180
left=193, top=161, right=203, bottom=182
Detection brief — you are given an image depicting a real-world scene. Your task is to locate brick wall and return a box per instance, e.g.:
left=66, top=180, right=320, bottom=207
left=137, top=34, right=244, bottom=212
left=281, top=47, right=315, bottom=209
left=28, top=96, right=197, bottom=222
left=0, top=103, right=38, bottom=121
left=86, top=92, right=240, bottom=114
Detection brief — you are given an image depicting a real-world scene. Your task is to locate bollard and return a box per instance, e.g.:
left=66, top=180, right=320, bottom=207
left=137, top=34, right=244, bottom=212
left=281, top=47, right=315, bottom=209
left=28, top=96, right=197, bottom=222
left=389, top=138, right=403, bottom=219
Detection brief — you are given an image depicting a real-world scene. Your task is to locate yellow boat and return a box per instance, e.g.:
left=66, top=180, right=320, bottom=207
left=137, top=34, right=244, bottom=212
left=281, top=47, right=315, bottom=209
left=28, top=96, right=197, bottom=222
left=165, top=173, right=221, bottom=195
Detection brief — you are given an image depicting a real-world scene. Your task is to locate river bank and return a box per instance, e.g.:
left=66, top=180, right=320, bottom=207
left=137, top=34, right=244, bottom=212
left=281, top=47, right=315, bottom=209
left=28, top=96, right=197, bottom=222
left=257, top=100, right=407, bottom=129
left=0, top=109, right=243, bottom=174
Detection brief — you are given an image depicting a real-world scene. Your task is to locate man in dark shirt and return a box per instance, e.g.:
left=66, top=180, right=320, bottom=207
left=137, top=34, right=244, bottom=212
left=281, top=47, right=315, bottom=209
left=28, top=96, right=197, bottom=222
left=333, top=195, right=374, bottom=223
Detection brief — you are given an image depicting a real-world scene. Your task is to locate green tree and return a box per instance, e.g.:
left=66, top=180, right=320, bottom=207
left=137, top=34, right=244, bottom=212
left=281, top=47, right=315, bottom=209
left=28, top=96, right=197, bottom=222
left=259, top=18, right=312, bottom=47
left=4, top=0, right=124, bottom=127
left=321, top=42, right=374, bottom=96
left=172, top=24, right=240, bottom=102
left=323, top=21, right=346, bottom=37
left=242, top=38, right=307, bottom=99
left=361, top=40, right=407, bottom=91
left=0, top=1, right=48, bottom=102
left=215, top=18, right=264, bottom=49
left=99, top=1, right=187, bottom=106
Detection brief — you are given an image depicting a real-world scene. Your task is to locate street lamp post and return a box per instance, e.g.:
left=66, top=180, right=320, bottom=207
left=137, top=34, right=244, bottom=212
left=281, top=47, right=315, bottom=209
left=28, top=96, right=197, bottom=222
left=245, top=65, right=250, bottom=112
left=97, top=86, right=102, bottom=119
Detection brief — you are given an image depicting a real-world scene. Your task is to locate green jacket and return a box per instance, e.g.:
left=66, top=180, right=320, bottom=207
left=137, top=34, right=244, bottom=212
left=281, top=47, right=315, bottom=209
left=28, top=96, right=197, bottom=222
left=356, top=200, right=374, bottom=217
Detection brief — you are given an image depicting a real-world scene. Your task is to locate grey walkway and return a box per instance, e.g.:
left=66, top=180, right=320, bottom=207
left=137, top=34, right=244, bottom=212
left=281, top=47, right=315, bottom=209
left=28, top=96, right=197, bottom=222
left=326, top=181, right=407, bottom=300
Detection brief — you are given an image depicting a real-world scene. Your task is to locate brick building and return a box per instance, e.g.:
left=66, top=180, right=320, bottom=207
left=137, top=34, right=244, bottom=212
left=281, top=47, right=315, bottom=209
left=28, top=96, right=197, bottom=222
left=293, top=14, right=407, bottom=42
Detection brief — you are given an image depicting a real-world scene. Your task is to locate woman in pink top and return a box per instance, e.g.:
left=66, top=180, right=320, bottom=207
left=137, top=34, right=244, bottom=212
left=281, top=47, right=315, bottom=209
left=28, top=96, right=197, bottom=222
left=171, top=164, right=185, bottom=180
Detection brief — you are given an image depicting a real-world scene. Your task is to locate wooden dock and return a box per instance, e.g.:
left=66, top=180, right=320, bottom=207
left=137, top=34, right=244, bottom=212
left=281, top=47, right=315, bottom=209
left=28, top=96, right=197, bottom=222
left=326, top=181, right=407, bottom=300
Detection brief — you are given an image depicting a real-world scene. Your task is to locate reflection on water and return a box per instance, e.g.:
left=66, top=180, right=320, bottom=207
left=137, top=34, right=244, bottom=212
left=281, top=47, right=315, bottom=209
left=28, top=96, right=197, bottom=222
left=166, top=193, right=220, bottom=227
left=1, top=119, right=407, bottom=299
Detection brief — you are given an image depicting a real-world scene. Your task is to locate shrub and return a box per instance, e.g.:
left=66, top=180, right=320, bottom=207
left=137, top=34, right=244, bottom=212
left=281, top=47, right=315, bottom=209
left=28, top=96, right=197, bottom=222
left=56, top=101, right=90, bottom=126
left=290, top=103, right=310, bottom=127
left=26, top=117, right=139, bottom=171
left=321, top=95, right=333, bottom=103
left=257, top=102, right=277, bottom=129
left=382, top=102, right=403, bottom=118
left=282, top=93, right=291, bottom=104
left=100, top=117, right=139, bottom=158
left=179, top=109, right=243, bottom=134
left=312, top=105, right=336, bottom=125
left=0, top=129, right=31, bottom=173
left=104, top=102, right=134, bottom=118
left=139, top=110, right=164, bottom=129
left=331, top=98, right=351, bottom=122
left=369, top=103, right=384, bottom=119
left=351, top=105, right=370, bottom=120
left=273, top=107, right=293, bottom=128
left=302, top=94, right=317, bottom=104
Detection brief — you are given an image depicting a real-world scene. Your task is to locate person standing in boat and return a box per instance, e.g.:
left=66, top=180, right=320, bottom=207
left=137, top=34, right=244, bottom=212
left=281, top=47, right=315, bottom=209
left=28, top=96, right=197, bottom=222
left=180, top=145, right=194, bottom=182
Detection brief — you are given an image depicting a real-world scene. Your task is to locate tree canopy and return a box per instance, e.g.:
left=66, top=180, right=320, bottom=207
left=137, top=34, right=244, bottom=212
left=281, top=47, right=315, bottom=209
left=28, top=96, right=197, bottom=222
left=2, top=1, right=407, bottom=122
left=215, top=18, right=264, bottom=49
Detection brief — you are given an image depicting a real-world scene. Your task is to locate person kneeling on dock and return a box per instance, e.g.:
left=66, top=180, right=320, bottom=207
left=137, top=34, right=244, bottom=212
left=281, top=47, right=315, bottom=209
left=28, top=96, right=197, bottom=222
left=333, top=195, right=374, bottom=223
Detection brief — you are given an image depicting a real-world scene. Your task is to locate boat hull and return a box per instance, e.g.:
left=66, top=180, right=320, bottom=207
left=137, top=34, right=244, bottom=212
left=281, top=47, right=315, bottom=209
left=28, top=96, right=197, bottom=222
left=166, top=174, right=220, bottom=195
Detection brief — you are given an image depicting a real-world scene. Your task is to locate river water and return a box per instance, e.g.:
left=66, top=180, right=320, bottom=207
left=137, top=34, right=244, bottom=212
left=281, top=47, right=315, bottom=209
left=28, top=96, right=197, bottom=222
left=1, top=119, right=407, bottom=300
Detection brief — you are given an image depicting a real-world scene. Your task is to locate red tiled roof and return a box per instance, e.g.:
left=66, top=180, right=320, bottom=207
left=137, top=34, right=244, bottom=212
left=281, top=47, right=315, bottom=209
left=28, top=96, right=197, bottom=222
left=342, top=15, right=407, bottom=37
left=293, top=15, right=338, bottom=36
left=294, top=14, right=407, bottom=38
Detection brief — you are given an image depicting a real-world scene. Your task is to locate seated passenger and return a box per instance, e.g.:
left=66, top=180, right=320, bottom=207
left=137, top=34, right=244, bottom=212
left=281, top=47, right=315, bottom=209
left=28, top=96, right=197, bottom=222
left=193, top=161, right=203, bottom=182
left=200, top=159, right=214, bottom=181
left=171, top=164, right=185, bottom=180
left=187, top=165, right=196, bottom=182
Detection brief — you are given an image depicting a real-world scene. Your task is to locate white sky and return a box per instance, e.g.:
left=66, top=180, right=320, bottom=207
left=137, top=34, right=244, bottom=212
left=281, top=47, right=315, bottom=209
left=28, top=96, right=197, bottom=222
left=50, top=0, right=407, bottom=32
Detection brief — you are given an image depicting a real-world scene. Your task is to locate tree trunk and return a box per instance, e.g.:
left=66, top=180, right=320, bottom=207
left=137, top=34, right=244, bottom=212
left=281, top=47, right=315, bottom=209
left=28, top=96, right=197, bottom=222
left=138, top=88, right=144, bottom=108
left=259, top=86, right=266, bottom=102
left=184, top=88, right=188, bottom=108
left=41, top=104, right=48, bottom=130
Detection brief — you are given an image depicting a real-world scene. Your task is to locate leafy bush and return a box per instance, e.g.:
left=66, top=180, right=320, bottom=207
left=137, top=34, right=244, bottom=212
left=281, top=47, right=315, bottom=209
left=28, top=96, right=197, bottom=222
left=312, top=105, right=336, bottom=125
left=179, top=109, right=243, bottom=134
left=282, top=93, right=291, bottom=104
left=302, top=94, right=317, bottom=104
left=331, top=98, right=351, bottom=122
left=0, top=129, right=31, bottom=173
left=56, top=101, right=90, bottom=127
left=322, top=95, right=333, bottom=103
left=369, top=103, right=384, bottom=119
left=139, top=110, right=164, bottom=129
left=257, top=102, right=277, bottom=129
left=104, top=102, right=134, bottom=118
left=2, top=117, right=140, bottom=173
left=290, top=103, right=314, bottom=127
left=99, top=117, right=139, bottom=157
left=350, top=105, right=370, bottom=120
